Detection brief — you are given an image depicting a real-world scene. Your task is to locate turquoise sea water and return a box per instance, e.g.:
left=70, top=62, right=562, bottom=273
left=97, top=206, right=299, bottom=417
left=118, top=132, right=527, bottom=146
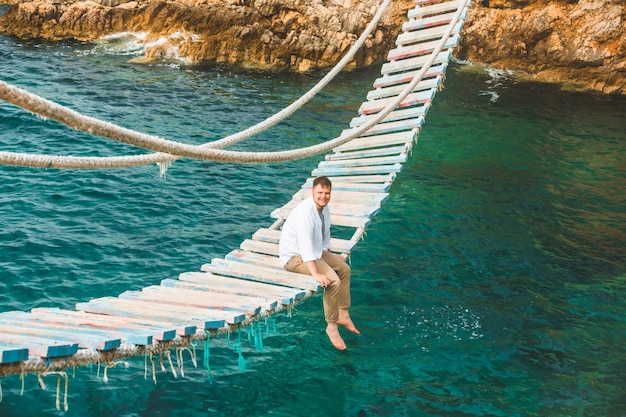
left=1, top=28, right=625, bottom=417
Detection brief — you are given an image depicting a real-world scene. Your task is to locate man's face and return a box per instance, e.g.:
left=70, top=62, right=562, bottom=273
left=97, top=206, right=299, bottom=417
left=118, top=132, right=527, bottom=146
left=312, top=184, right=331, bottom=211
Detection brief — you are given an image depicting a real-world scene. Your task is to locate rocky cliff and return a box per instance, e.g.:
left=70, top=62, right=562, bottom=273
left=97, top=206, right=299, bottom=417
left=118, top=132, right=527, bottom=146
left=0, top=0, right=624, bottom=94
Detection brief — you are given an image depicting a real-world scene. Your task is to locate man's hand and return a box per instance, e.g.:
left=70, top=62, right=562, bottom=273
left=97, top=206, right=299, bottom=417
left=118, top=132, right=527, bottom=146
left=313, top=272, right=330, bottom=288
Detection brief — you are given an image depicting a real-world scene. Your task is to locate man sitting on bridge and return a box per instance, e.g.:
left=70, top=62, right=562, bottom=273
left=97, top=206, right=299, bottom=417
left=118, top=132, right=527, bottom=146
left=279, top=175, right=360, bottom=350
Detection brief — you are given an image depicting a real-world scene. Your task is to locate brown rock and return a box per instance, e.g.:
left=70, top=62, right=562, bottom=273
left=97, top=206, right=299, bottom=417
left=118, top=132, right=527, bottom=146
left=457, top=0, right=625, bottom=94
left=0, top=0, right=624, bottom=94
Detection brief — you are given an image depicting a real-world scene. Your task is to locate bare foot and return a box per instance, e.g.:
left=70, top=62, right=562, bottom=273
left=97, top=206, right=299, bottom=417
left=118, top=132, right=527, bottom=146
left=337, top=319, right=361, bottom=334
left=325, top=323, right=347, bottom=350
left=338, top=309, right=361, bottom=334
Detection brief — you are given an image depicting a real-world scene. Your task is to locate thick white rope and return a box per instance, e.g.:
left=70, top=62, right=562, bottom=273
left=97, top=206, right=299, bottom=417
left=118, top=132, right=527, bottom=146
left=0, top=0, right=393, bottom=169
left=0, top=0, right=470, bottom=168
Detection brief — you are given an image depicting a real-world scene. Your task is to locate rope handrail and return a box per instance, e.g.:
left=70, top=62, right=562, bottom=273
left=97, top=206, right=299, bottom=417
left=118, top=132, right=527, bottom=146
left=0, top=0, right=392, bottom=169
left=0, top=0, right=470, bottom=168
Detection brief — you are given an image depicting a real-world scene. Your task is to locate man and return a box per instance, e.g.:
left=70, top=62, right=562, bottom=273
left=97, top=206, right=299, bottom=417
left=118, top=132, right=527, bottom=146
left=279, top=176, right=360, bottom=350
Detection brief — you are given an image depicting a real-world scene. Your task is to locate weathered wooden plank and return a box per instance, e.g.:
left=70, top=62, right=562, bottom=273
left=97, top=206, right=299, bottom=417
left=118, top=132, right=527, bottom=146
left=342, top=116, right=424, bottom=137
left=291, top=188, right=389, bottom=205
left=408, top=0, right=462, bottom=20
left=271, top=201, right=374, bottom=226
left=120, top=288, right=266, bottom=316
left=374, top=63, right=447, bottom=89
left=402, top=10, right=460, bottom=32
left=77, top=297, right=237, bottom=327
left=16, top=311, right=169, bottom=344
left=0, top=344, right=29, bottom=364
left=301, top=173, right=396, bottom=184
left=333, top=131, right=416, bottom=153
left=0, top=333, right=78, bottom=358
left=201, top=260, right=321, bottom=292
left=23, top=308, right=181, bottom=341
left=158, top=278, right=287, bottom=308
left=318, top=154, right=407, bottom=169
left=0, top=323, right=119, bottom=352
left=240, top=239, right=281, bottom=256
left=358, top=89, right=434, bottom=116
left=174, top=273, right=305, bottom=304
left=252, top=228, right=357, bottom=254
left=312, top=163, right=403, bottom=177
left=388, top=34, right=459, bottom=62
left=367, top=76, right=440, bottom=101
left=0, top=313, right=122, bottom=351
left=225, top=249, right=282, bottom=270
left=327, top=144, right=409, bottom=161
left=397, top=20, right=463, bottom=46
left=350, top=105, right=430, bottom=128
left=30, top=307, right=197, bottom=337
left=380, top=50, right=451, bottom=77
left=271, top=206, right=373, bottom=228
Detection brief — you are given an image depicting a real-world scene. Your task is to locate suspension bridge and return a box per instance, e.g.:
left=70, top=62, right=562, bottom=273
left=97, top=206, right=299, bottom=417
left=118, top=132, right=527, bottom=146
left=0, top=0, right=471, bottom=409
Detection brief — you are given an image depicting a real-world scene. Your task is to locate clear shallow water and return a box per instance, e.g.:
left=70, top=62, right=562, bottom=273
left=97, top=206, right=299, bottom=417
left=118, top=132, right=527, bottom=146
left=0, top=33, right=625, bottom=417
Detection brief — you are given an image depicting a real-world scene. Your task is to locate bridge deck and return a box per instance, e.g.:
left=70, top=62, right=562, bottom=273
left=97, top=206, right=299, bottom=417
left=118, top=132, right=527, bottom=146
left=0, top=0, right=471, bottom=393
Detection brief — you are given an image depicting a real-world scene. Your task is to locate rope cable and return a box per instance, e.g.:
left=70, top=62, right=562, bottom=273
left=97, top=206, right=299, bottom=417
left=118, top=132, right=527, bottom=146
left=0, top=0, right=470, bottom=168
left=0, top=0, right=393, bottom=169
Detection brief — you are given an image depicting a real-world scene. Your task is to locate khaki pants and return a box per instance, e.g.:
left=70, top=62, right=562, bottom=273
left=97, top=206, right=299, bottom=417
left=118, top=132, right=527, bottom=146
left=284, top=250, right=351, bottom=323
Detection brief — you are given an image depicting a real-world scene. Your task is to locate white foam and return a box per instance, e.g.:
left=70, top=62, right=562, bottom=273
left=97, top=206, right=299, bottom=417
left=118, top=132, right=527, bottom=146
left=91, top=32, right=149, bottom=56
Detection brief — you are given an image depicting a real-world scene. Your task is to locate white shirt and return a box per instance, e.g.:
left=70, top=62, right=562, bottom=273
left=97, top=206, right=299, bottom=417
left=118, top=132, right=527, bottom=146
left=279, top=196, right=331, bottom=266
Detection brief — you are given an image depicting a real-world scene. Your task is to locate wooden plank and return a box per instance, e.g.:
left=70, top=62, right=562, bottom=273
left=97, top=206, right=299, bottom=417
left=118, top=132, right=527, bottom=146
left=78, top=297, right=238, bottom=327
left=366, top=76, right=440, bottom=101
left=380, top=50, right=451, bottom=77
left=119, top=288, right=266, bottom=316
left=13, top=311, right=169, bottom=344
left=30, top=307, right=197, bottom=337
left=0, top=313, right=123, bottom=351
left=0, top=344, right=29, bottom=364
left=396, top=21, right=463, bottom=46
left=252, top=228, right=357, bottom=254
left=327, top=144, right=409, bottom=161
left=387, top=34, right=459, bottom=62
left=374, top=63, right=447, bottom=89
left=240, top=239, right=281, bottom=256
left=25, top=308, right=185, bottom=340
left=271, top=198, right=380, bottom=221
left=201, top=261, right=321, bottom=292
left=333, top=131, right=417, bottom=151
left=358, top=89, right=435, bottom=116
left=158, top=278, right=288, bottom=308
left=350, top=105, right=430, bottom=128
left=402, top=11, right=459, bottom=32
left=367, top=77, right=441, bottom=102
left=303, top=173, right=396, bottom=185
left=271, top=206, right=374, bottom=228
left=291, top=188, right=389, bottom=205
left=312, top=163, right=403, bottom=177
left=301, top=172, right=396, bottom=193
left=174, top=273, right=305, bottom=304
left=0, top=323, right=119, bottom=352
left=0, top=333, right=78, bottom=358
left=408, top=0, right=462, bottom=20
left=307, top=182, right=390, bottom=192
left=225, top=249, right=283, bottom=270
left=342, top=116, right=424, bottom=137
left=318, top=154, right=407, bottom=169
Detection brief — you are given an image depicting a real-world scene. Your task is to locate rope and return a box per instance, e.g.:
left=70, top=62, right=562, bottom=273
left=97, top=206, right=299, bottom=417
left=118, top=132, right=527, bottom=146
left=204, top=331, right=212, bottom=383
left=166, top=351, right=177, bottom=379
left=0, top=0, right=471, bottom=166
left=0, top=0, right=393, bottom=169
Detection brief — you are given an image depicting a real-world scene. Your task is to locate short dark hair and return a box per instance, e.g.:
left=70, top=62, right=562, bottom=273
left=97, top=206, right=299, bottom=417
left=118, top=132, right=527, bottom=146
left=313, top=176, right=332, bottom=189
